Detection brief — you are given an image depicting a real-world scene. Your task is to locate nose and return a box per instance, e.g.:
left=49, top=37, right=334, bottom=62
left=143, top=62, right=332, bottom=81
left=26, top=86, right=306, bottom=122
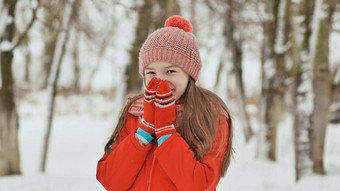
left=155, top=73, right=167, bottom=81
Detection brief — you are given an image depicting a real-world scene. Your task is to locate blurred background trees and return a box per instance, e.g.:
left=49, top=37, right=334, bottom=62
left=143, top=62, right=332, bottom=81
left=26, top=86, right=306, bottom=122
left=1, top=0, right=340, bottom=181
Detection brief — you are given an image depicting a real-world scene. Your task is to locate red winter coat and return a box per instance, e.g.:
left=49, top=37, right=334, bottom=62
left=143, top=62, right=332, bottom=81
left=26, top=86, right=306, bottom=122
left=96, top=113, right=229, bottom=191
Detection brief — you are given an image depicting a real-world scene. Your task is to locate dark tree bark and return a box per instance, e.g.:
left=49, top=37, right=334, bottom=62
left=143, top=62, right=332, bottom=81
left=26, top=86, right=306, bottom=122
left=291, top=0, right=315, bottom=181
left=125, top=0, right=154, bottom=94
left=0, top=0, right=21, bottom=176
left=257, top=0, right=288, bottom=161
left=153, top=0, right=180, bottom=29
left=310, top=0, right=336, bottom=175
left=41, top=0, right=78, bottom=172
left=224, top=0, right=253, bottom=142
left=71, top=34, right=81, bottom=93
left=39, top=1, right=65, bottom=89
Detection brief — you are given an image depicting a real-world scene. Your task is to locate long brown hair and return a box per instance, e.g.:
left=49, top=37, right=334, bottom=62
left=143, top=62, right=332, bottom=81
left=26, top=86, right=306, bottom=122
left=104, top=78, right=233, bottom=177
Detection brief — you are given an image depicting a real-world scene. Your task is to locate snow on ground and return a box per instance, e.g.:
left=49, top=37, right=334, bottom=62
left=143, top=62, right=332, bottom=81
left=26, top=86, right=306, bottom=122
left=0, top=92, right=339, bottom=191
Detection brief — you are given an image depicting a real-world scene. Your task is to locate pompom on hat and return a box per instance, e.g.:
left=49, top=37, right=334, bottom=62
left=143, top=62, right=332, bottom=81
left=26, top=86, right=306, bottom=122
left=139, top=15, right=202, bottom=82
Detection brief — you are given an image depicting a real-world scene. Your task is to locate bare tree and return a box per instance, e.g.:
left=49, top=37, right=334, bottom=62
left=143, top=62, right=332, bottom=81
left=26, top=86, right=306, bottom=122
left=310, top=0, right=337, bottom=175
left=0, top=0, right=39, bottom=176
left=330, top=64, right=340, bottom=123
left=23, top=37, right=31, bottom=83
left=71, top=32, right=81, bottom=93
left=202, top=0, right=254, bottom=142
left=223, top=0, right=253, bottom=142
left=257, top=0, right=288, bottom=161
left=153, top=0, right=180, bottom=29
left=125, top=0, right=154, bottom=94
left=41, top=0, right=79, bottom=172
left=38, top=0, right=66, bottom=89
left=0, top=0, right=21, bottom=176
left=290, top=0, right=315, bottom=181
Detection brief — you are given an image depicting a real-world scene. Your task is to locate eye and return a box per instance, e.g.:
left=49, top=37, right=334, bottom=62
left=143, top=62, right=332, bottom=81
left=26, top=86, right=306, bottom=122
left=167, top=70, right=176, bottom=74
left=146, top=71, right=155, bottom=75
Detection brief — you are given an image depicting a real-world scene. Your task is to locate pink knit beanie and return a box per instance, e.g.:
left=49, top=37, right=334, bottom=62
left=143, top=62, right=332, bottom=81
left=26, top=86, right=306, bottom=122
left=139, top=15, right=202, bottom=81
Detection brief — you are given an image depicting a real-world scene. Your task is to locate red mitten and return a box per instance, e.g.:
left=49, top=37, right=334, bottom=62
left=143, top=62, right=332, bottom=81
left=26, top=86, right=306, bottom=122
left=139, top=77, right=161, bottom=135
left=154, top=80, right=176, bottom=138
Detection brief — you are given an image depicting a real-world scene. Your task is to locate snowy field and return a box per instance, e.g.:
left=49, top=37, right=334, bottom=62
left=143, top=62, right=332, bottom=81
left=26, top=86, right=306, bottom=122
left=0, top=91, right=339, bottom=191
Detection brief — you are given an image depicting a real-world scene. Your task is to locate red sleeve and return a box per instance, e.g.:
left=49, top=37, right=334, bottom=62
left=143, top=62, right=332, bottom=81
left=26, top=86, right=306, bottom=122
left=154, top=116, right=229, bottom=191
left=96, top=114, right=152, bottom=191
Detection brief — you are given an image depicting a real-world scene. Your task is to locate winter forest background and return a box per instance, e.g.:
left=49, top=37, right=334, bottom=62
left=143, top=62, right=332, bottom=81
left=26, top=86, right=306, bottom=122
left=1, top=0, right=340, bottom=190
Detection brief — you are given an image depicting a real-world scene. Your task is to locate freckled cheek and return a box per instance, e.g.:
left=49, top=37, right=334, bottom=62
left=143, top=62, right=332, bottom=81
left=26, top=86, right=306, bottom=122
left=173, top=83, right=182, bottom=92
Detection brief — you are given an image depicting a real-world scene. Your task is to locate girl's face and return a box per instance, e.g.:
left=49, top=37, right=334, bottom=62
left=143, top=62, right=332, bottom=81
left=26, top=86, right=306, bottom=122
left=144, top=62, right=189, bottom=100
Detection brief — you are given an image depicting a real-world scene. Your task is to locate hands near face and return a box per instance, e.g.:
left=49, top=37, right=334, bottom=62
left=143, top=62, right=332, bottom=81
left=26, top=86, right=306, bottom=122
left=154, top=79, right=176, bottom=138
left=139, top=77, right=176, bottom=139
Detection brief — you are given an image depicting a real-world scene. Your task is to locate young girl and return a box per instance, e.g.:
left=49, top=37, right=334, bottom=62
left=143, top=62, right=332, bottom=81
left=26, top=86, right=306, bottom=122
left=96, top=15, right=233, bottom=191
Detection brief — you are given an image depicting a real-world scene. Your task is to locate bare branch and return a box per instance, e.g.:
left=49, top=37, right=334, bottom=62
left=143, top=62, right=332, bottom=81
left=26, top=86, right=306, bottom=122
left=113, top=0, right=141, bottom=11
left=333, top=80, right=340, bottom=95
left=9, top=0, right=40, bottom=51
left=332, top=63, right=340, bottom=93
left=331, top=63, right=340, bottom=81
left=204, top=0, right=216, bottom=11
left=90, top=0, right=140, bottom=12
left=203, top=0, right=229, bottom=15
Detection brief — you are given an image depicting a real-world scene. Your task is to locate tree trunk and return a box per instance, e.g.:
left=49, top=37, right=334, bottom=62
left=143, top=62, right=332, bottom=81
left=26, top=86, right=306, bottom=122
left=293, top=71, right=314, bottom=181
left=330, top=70, right=340, bottom=123
left=125, top=0, right=154, bottom=94
left=190, top=0, right=197, bottom=35
left=310, top=0, right=336, bottom=175
left=258, top=0, right=280, bottom=160
left=23, top=37, right=31, bottom=83
left=72, top=34, right=80, bottom=93
left=39, top=1, right=65, bottom=89
left=41, top=0, right=78, bottom=172
left=214, top=59, right=224, bottom=90
left=234, top=44, right=253, bottom=142
left=224, top=0, right=253, bottom=142
left=0, top=51, right=21, bottom=176
left=24, top=51, right=31, bottom=83
left=154, top=0, right=180, bottom=29
left=0, top=0, right=21, bottom=176
left=258, top=0, right=288, bottom=161
left=291, top=0, right=315, bottom=181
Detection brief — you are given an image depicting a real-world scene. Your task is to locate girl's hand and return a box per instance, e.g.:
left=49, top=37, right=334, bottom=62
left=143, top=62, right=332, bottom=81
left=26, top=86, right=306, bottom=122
left=139, top=77, right=161, bottom=135
left=154, top=80, right=176, bottom=138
